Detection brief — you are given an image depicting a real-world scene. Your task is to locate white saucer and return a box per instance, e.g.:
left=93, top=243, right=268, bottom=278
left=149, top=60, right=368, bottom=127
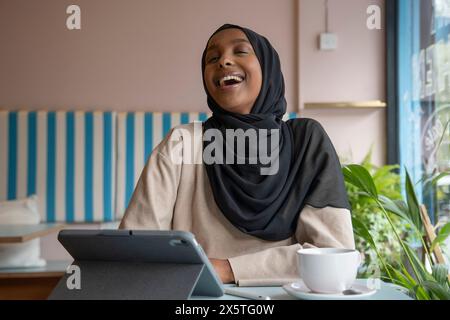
left=283, top=280, right=377, bottom=300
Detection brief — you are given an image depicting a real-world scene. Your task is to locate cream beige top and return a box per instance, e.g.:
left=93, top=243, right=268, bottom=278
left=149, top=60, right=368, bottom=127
left=119, top=122, right=355, bottom=282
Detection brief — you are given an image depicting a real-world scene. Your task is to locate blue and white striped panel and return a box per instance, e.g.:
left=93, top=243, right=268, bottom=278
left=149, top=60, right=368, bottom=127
left=115, top=111, right=212, bottom=219
left=0, top=111, right=116, bottom=222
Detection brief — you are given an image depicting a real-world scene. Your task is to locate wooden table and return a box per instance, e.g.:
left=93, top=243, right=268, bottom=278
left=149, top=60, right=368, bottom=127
left=0, top=261, right=71, bottom=299
left=0, top=223, right=65, bottom=243
left=0, top=223, right=68, bottom=299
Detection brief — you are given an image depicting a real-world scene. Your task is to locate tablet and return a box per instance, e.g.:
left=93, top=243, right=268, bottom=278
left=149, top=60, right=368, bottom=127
left=52, top=229, right=224, bottom=299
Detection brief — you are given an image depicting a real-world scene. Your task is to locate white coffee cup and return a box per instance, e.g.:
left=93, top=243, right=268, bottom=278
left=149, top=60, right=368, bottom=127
left=297, top=248, right=361, bottom=294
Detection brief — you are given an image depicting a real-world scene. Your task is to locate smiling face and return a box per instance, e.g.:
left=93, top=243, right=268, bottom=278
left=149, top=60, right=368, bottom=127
left=204, top=28, right=262, bottom=114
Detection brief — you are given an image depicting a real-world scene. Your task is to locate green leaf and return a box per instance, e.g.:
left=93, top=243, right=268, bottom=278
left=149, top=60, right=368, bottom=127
left=373, top=165, right=401, bottom=199
left=402, top=268, right=431, bottom=300
left=343, top=165, right=378, bottom=199
left=421, top=281, right=450, bottom=300
left=386, top=264, right=415, bottom=291
left=403, top=245, right=433, bottom=284
left=431, top=222, right=450, bottom=251
left=388, top=264, right=430, bottom=300
left=404, top=169, right=422, bottom=231
left=431, top=264, right=449, bottom=287
left=378, top=196, right=423, bottom=238
left=352, top=216, right=377, bottom=249
left=378, top=196, right=410, bottom=222
left=373, top=165, right=400, bottom=181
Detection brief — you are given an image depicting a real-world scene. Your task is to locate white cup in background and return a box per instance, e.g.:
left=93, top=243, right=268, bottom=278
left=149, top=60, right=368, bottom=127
left=297, top=248, right=361, bottom=294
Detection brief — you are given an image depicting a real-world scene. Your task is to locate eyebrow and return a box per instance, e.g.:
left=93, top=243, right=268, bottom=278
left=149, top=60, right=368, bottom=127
left=206, top=38, right=251, bottom=52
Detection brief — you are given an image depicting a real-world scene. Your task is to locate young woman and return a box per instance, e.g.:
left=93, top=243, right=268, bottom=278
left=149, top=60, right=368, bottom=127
left=119, top=24, right=355, bottom=284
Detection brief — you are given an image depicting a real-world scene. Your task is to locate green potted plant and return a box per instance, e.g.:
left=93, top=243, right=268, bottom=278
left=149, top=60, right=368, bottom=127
left=343, top=164, right=450, bottom=300
left=343, top=151, right=404, bottom=278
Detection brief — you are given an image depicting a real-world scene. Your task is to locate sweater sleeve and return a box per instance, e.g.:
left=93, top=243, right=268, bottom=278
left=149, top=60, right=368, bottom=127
left=118, top=129, right=182, bottom=230
left=227, top=205, right=355, bottom=282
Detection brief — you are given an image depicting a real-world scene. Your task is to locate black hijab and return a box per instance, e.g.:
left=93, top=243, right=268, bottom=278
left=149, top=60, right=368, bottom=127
left=201, top=24, right=350, bottom=241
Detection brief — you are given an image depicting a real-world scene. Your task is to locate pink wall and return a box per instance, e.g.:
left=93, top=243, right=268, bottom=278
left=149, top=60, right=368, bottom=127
left=0, top=0, right=386, bottom=164
left=0, top=0, right=297, bottom=112
left=299, top=0, right=385, bottom=104
left=302, top=108, right=386, bottom=166
left=299, top=0, right=386, bottom=165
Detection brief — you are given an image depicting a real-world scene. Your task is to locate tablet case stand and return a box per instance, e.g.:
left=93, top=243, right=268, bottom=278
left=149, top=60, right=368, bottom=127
left=48, top=260, right=210, bottom=300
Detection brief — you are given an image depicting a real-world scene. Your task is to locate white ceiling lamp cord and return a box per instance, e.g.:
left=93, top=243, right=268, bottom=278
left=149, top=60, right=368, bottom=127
left=325, top=0, right=329, bottom=33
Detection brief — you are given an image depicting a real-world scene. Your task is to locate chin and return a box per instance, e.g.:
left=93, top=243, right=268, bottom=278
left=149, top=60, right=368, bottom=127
left=216, top=98, right=249, bottom=112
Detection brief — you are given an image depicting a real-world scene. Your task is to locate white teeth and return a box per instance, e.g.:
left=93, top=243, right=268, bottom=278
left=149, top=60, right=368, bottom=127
left=219, top=75, right=244, bottom=86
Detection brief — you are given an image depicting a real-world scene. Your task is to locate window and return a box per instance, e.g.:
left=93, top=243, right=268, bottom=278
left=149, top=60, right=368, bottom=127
left=395, top=0, right=450, bottom=224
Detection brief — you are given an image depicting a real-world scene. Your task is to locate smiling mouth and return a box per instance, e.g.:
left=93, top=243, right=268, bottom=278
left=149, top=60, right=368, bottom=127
left=216, top=74, right=245, bottom=88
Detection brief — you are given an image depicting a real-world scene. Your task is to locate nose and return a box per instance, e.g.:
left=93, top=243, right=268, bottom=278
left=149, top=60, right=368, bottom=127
left=219, top=54, right=234, bottom=68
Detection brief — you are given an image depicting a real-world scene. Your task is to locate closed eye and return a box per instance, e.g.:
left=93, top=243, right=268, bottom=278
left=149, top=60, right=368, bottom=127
left=207, top=57, right=219, bottom=63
